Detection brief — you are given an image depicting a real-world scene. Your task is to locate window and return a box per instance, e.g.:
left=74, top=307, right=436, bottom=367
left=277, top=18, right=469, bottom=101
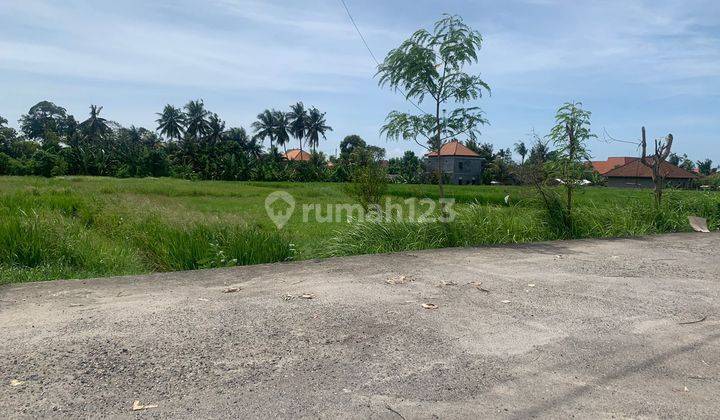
left=458, top=161, right=464, bottom=172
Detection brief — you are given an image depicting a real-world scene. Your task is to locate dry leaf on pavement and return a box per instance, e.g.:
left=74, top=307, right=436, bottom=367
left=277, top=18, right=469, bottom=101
left=132, top=400, right=158, bottom=411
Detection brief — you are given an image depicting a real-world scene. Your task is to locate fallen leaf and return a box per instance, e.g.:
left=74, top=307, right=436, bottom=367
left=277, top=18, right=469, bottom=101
left=422, top=303, right=438, bottom=310
left=386, top=275, right=413, bottom=285
left=132, top=400, right=158, bottom=411
left=469, top=281, right=490, bottom=293
left=436, top=280, right=457, bottom=287
left=10, top=379, right=24, bottom=387
left=222, top=287, right=240, bottom=293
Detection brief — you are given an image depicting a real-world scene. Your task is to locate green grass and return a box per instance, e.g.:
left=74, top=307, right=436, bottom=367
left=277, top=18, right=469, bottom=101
left=1, top=176, right=718, bottom=285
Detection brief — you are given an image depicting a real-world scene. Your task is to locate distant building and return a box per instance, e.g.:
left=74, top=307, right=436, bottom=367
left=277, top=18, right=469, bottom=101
left=591, top=156, right=696, bottom=188
left=425, top=140, right=484, bottom=185
left=283, top=149, right=312, bottom=162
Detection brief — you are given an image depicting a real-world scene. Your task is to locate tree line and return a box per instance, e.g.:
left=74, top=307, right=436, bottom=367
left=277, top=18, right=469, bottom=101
left=1, top=98, right=715, bottom=184
left=0, top=100, right=344, bottom=181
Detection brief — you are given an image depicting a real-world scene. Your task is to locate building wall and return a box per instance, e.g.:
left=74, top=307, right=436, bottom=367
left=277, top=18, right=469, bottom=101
left=426, top=156, right=484, bottom=185
left=605, top=177, right=693, bottom=189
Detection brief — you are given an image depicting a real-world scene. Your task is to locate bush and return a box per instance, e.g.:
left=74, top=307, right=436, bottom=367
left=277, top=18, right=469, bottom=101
left=345, top=163, right=388, bottom=210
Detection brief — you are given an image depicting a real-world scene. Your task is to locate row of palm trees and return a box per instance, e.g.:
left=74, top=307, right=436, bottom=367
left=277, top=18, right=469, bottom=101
left=251, top=102, right=332, bottom=155
left=156, top=100, right=332, bottom=155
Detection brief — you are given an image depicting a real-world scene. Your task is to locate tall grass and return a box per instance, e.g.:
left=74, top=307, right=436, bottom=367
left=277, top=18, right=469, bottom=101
left=1, top=176, right=718, bottom=284
left=323, top=191, right=720, bottom=257
left=0, top=183, right=292, bottom=285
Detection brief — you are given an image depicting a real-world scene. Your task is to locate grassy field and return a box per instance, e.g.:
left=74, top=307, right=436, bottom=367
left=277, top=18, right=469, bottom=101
left=1, top=176, right=718, bottom=285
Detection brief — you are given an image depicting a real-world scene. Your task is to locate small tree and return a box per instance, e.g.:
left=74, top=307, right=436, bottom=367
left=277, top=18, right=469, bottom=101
left=547, top=102, right=595, bottom=229
left=377, top=14, right=490, bottom=209
left=640, top=126, right=673, bottom=207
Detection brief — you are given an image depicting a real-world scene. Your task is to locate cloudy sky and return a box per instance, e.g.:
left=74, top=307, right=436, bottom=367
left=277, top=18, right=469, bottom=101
left=1, top=0, right=718, bottom=161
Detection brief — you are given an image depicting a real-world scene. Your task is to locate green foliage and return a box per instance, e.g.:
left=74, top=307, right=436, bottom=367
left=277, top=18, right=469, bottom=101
left=546, top=101, right=596, bottom=229
left=345, top=162, right=388, bottom=210
left=377, top=14, right=490, bottom=199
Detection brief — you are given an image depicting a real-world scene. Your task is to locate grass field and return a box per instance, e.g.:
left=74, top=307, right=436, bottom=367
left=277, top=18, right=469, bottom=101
left=1, top=176, right=718, bottom=285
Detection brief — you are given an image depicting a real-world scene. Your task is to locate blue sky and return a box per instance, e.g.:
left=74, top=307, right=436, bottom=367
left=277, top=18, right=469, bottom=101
left=1, top=0, right=718, bottom=162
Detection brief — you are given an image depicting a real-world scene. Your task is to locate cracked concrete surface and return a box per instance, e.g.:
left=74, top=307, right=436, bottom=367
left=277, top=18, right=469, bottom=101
left=1, top=232, right=719, bottom=418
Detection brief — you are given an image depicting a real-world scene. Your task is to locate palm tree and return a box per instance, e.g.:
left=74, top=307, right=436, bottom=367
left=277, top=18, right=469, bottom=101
left=272, top=110, right=290, bottom=153
left=79, top=105, right=112, bottom=139
left=244, top=137, right=263, bottom=160
left=287, top=102, right=308, bottom=155
left=156, top=105, right=185, bottom=141
left=206, top=114, right=225, bottom=146
left=514, top=141, right=528, bottom=165
left=305, top=107, right=332, bottom=153
left=184, top=100, right=209, bottom=139
left=251, top=109, right=276, bottom=150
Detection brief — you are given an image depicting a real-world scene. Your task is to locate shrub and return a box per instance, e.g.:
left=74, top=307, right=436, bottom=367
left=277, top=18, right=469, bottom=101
left=345, top=163, right=388, bottom=210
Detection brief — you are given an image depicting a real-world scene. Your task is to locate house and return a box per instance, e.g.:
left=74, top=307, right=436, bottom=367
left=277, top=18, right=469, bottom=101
left=425, top=140, right=485, bottom=185
left=591, top=156, right=696, bottom=188
left=283, top=149, right=311, bottom=162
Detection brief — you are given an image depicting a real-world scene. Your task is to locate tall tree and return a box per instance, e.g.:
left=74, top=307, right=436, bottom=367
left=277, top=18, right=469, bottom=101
left=156, top=105, right=185, bottom=141
left=79, top=105, right=112, bottom=139
left=377, top=14, right=490, bottom=207
left=19, top=101, right=74, bottom=143
left=272, top=110, right=290, bottom=153
left=548, top=102, right=595, bottom=230
left=339, top=134, right=366, bottom=163
left=252, top=109, right=277, bottom=150
left=183, top=100, right=210, bottom=139
left=305, top=107, right=332, bottom=153
left=287, top=102, right=308, bottom=155
left=514, top=141, right=528, bottom=164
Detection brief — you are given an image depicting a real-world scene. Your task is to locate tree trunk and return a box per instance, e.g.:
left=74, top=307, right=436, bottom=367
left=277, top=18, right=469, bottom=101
left=435, top=100, right=446, bottom=216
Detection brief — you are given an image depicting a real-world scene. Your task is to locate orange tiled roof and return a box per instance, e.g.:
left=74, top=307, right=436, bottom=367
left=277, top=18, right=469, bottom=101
left=602, top=158, right=697, bottom=179
left=590, top=157, right=637, bottom=175
left=427, top=140, right=481, bottom=157
left=283, top=149, right=311, bottom=161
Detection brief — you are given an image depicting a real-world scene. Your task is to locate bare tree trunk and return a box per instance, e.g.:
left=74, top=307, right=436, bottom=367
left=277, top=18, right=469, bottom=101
left=640, top=126, right=673, bottom=208
left=435, top=100, right=446, bottom=216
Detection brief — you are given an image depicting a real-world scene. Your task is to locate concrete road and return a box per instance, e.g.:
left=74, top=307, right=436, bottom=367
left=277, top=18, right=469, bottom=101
left=1, top=233, right=719, bottom=419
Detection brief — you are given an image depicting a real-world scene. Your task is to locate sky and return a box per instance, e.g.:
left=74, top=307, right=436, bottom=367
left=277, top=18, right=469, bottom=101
left=1, top=0, right=718, bottom=162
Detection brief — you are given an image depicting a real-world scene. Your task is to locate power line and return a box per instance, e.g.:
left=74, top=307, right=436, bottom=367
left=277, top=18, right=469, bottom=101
left=338, top=0, right=430, bottom=116
left=339, top=0, right=380, bottom=65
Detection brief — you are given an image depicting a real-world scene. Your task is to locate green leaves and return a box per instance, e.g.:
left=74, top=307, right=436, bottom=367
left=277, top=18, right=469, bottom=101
left=377, top=14, right=490, bottom=156
left=548, top=101, right=595, bottom=162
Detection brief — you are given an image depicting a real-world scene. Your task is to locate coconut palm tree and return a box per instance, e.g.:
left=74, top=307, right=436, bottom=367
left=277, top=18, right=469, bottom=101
left=184, top=100, right=209, bottom=139
left=206, top=114, right=225, bottom=146
left=79, top=105, right=112, bottom=139
left=272, top=110, right=290, bottom=153
left=156, top=105, right=185, bottom=141
left=287, top=102, right=308, bottom=155
left=514, top=141, right=528, bottom=165
left=305, top=107, right=332, bottom=153
left=251, top=109, right=276, bottom=150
